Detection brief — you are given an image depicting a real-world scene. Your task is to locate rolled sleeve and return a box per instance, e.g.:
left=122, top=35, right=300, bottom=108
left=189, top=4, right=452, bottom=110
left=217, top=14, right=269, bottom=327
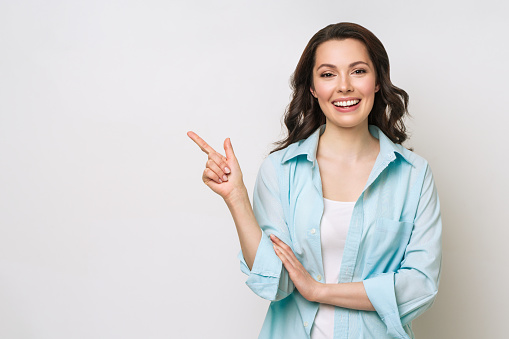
left=363, top=272, right=409, bottom=338
left=364, top=164, right=442, bottom=338
left=238, top=156, right=294, bottom=301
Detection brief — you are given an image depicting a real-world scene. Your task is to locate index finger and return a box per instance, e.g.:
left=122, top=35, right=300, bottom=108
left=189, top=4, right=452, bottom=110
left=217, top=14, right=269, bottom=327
left=187, top=131, right=216, bottom=155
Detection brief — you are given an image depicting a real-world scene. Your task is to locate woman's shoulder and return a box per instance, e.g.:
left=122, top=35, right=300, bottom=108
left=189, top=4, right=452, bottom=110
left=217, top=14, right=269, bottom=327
left=257, top=140, right=304, bottom=180
left=263, top=138, right=310, bottom=168
left=395, top=143, right=429, bottom=171
left=259, top=149, right=285, bottom=175
left=372, top=124, right=430, bottom=173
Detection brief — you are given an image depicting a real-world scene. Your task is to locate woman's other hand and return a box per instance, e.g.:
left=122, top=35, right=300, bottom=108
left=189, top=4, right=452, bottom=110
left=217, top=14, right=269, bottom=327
left=270, top=234, right=322, bottom=302
left=187, top=131, right=246, bottom=203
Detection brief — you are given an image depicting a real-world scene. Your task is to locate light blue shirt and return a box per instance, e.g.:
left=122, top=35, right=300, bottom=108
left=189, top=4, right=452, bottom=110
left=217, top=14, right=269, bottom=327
left=239, top=125, right=442, bottom=339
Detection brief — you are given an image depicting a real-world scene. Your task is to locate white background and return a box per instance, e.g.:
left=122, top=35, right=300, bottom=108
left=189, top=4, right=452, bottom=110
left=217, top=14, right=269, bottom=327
left=1, top=0, right=508, bottom=338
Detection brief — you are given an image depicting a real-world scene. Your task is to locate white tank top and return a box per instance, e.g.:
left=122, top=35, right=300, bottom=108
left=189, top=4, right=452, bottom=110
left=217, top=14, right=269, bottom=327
left=310, top=198, right=355, bottom=339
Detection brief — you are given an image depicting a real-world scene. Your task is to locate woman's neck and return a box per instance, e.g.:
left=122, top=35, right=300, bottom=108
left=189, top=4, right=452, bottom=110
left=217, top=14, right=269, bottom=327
left=317, top=121, right=379, bottom=162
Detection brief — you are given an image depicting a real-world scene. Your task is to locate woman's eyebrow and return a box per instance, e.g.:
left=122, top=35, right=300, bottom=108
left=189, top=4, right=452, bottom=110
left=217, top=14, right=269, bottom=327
left=349, top=61, right=370, bottom=68
left=316, top=63, right=337, bottom=71
left=316, top=61, right=370, bottom=71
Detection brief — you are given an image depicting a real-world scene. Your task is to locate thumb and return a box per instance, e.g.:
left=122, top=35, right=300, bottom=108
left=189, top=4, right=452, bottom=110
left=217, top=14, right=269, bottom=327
left=224, top=137, right=236, bottom=161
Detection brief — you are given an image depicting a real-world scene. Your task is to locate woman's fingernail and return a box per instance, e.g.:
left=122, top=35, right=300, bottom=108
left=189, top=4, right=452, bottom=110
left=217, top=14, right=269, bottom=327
left=225, top=167, right=231, bottom=174
left=218, top=179, right=222, bottom=183
left=223, top=175, right=228, bottom=181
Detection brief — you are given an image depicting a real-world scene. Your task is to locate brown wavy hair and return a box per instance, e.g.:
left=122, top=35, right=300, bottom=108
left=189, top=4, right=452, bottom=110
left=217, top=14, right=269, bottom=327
left=272, top=22, right=409, bottom=153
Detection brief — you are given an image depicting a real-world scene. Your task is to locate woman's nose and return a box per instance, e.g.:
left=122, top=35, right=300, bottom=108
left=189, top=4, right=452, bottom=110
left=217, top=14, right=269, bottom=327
left=336, top=76, right=353, bottom=93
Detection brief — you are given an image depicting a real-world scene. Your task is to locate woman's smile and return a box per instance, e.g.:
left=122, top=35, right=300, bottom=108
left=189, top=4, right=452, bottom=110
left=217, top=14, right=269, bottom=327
left=332, top=98, right=361, bottom=107
left=332, top=97, right=362, bottom=112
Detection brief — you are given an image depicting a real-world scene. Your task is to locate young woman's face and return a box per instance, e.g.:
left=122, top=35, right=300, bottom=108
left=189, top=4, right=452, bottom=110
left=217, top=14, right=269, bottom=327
left=311, top=39, right=379, bottom=130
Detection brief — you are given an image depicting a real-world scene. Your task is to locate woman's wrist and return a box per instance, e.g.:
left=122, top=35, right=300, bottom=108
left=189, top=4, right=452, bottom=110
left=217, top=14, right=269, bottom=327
left=312, top=282, right=328, bottom=303
left=224, top=186, right=249, bottom=208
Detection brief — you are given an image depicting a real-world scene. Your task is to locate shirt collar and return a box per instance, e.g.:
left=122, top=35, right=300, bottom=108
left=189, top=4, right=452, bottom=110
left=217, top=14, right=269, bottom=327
left=281, top=124, right=414, bottom=166
left=280, top=125, right=324, bottom=164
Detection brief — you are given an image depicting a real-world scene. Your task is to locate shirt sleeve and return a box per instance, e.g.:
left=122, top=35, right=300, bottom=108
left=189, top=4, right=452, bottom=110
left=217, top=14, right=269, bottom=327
left=363, top=164, right=442, bottom=338
left=238, top=156, right=295, bottom=301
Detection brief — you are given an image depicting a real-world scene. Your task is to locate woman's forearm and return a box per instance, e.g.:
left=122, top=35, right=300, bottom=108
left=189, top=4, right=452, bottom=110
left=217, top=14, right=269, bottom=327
left=315, top=281, right=375, bottom=311
left=271, top=235, right=375, bottom=311
left=225, top=188, right=262, bottom=271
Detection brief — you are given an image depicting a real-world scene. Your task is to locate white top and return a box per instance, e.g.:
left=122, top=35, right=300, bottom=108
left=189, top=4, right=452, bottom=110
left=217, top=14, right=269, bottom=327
left=310, top=198, right=355, bottom=339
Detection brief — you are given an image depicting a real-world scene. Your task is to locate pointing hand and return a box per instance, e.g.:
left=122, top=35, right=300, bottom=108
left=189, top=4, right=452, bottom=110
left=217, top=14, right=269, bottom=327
left=187, top=131, right=246, bottom=202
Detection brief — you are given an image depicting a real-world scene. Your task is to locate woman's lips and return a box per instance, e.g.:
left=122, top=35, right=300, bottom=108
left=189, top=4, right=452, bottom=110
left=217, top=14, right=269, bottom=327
left=332, top=99, right=361, bottom=112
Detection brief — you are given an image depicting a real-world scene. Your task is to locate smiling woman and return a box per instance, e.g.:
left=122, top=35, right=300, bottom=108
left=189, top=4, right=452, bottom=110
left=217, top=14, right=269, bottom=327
left=188, top=22, right=441, bottom=339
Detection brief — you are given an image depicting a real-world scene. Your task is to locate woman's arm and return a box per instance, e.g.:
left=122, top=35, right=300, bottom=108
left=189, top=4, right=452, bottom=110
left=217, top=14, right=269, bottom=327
left=316, top=282, right=374, bottom=311
left=363, top=164, right=442, bottom=329
left=271, top=234, right=374, bottom=311
left=224, top=188, right=261, bottom=270
left=189, top=132, right=295, bottom=301
left=187, top=132, right=260, bottom=270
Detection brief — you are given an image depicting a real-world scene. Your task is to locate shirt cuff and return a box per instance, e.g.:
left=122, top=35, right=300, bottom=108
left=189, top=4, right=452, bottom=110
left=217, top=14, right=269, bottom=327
left=238, top=230, right=287, bottom=300
left=363, top=273, right=410, bottom=339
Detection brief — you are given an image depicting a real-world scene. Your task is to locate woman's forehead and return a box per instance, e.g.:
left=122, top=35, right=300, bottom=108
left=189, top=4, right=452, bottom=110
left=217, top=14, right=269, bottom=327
left=314, top=39, right=372, bottom=68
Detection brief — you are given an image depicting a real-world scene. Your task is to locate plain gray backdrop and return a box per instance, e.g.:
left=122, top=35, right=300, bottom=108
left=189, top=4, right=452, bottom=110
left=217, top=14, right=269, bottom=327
left=1, top=0, right=508, bottom=338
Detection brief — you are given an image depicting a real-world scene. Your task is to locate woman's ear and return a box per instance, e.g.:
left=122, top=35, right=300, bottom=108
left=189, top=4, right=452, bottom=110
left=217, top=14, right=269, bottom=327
left=310, top=87, right=317, bottom=98
left=375, top=83, right=380, bottom=93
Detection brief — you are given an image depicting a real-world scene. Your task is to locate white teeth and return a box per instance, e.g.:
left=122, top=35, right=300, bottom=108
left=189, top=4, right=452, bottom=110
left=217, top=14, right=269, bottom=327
left=333, top=99, right=360, bottom=107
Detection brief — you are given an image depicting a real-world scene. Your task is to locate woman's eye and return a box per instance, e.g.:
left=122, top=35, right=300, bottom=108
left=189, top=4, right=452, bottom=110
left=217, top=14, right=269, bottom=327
left=321, top=72, right=334, bottom=78
left=353, top=69, right=366, bottom=75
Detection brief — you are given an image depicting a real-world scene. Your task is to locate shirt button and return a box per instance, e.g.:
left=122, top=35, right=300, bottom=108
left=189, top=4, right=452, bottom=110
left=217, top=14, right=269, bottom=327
left=310, top=228, right=316, bottom=234
left=317, top=275, right=322, bottom=281
left=304, top=321, right=309, bottom=327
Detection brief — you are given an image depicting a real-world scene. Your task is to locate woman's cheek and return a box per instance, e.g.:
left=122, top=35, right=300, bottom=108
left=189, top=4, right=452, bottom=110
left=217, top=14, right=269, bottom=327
left=315, top=83, right=335, bottom=99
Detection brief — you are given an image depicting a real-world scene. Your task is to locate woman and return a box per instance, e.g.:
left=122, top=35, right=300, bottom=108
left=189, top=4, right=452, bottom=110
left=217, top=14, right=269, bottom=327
left=188, top=22, right=441, bottom=339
